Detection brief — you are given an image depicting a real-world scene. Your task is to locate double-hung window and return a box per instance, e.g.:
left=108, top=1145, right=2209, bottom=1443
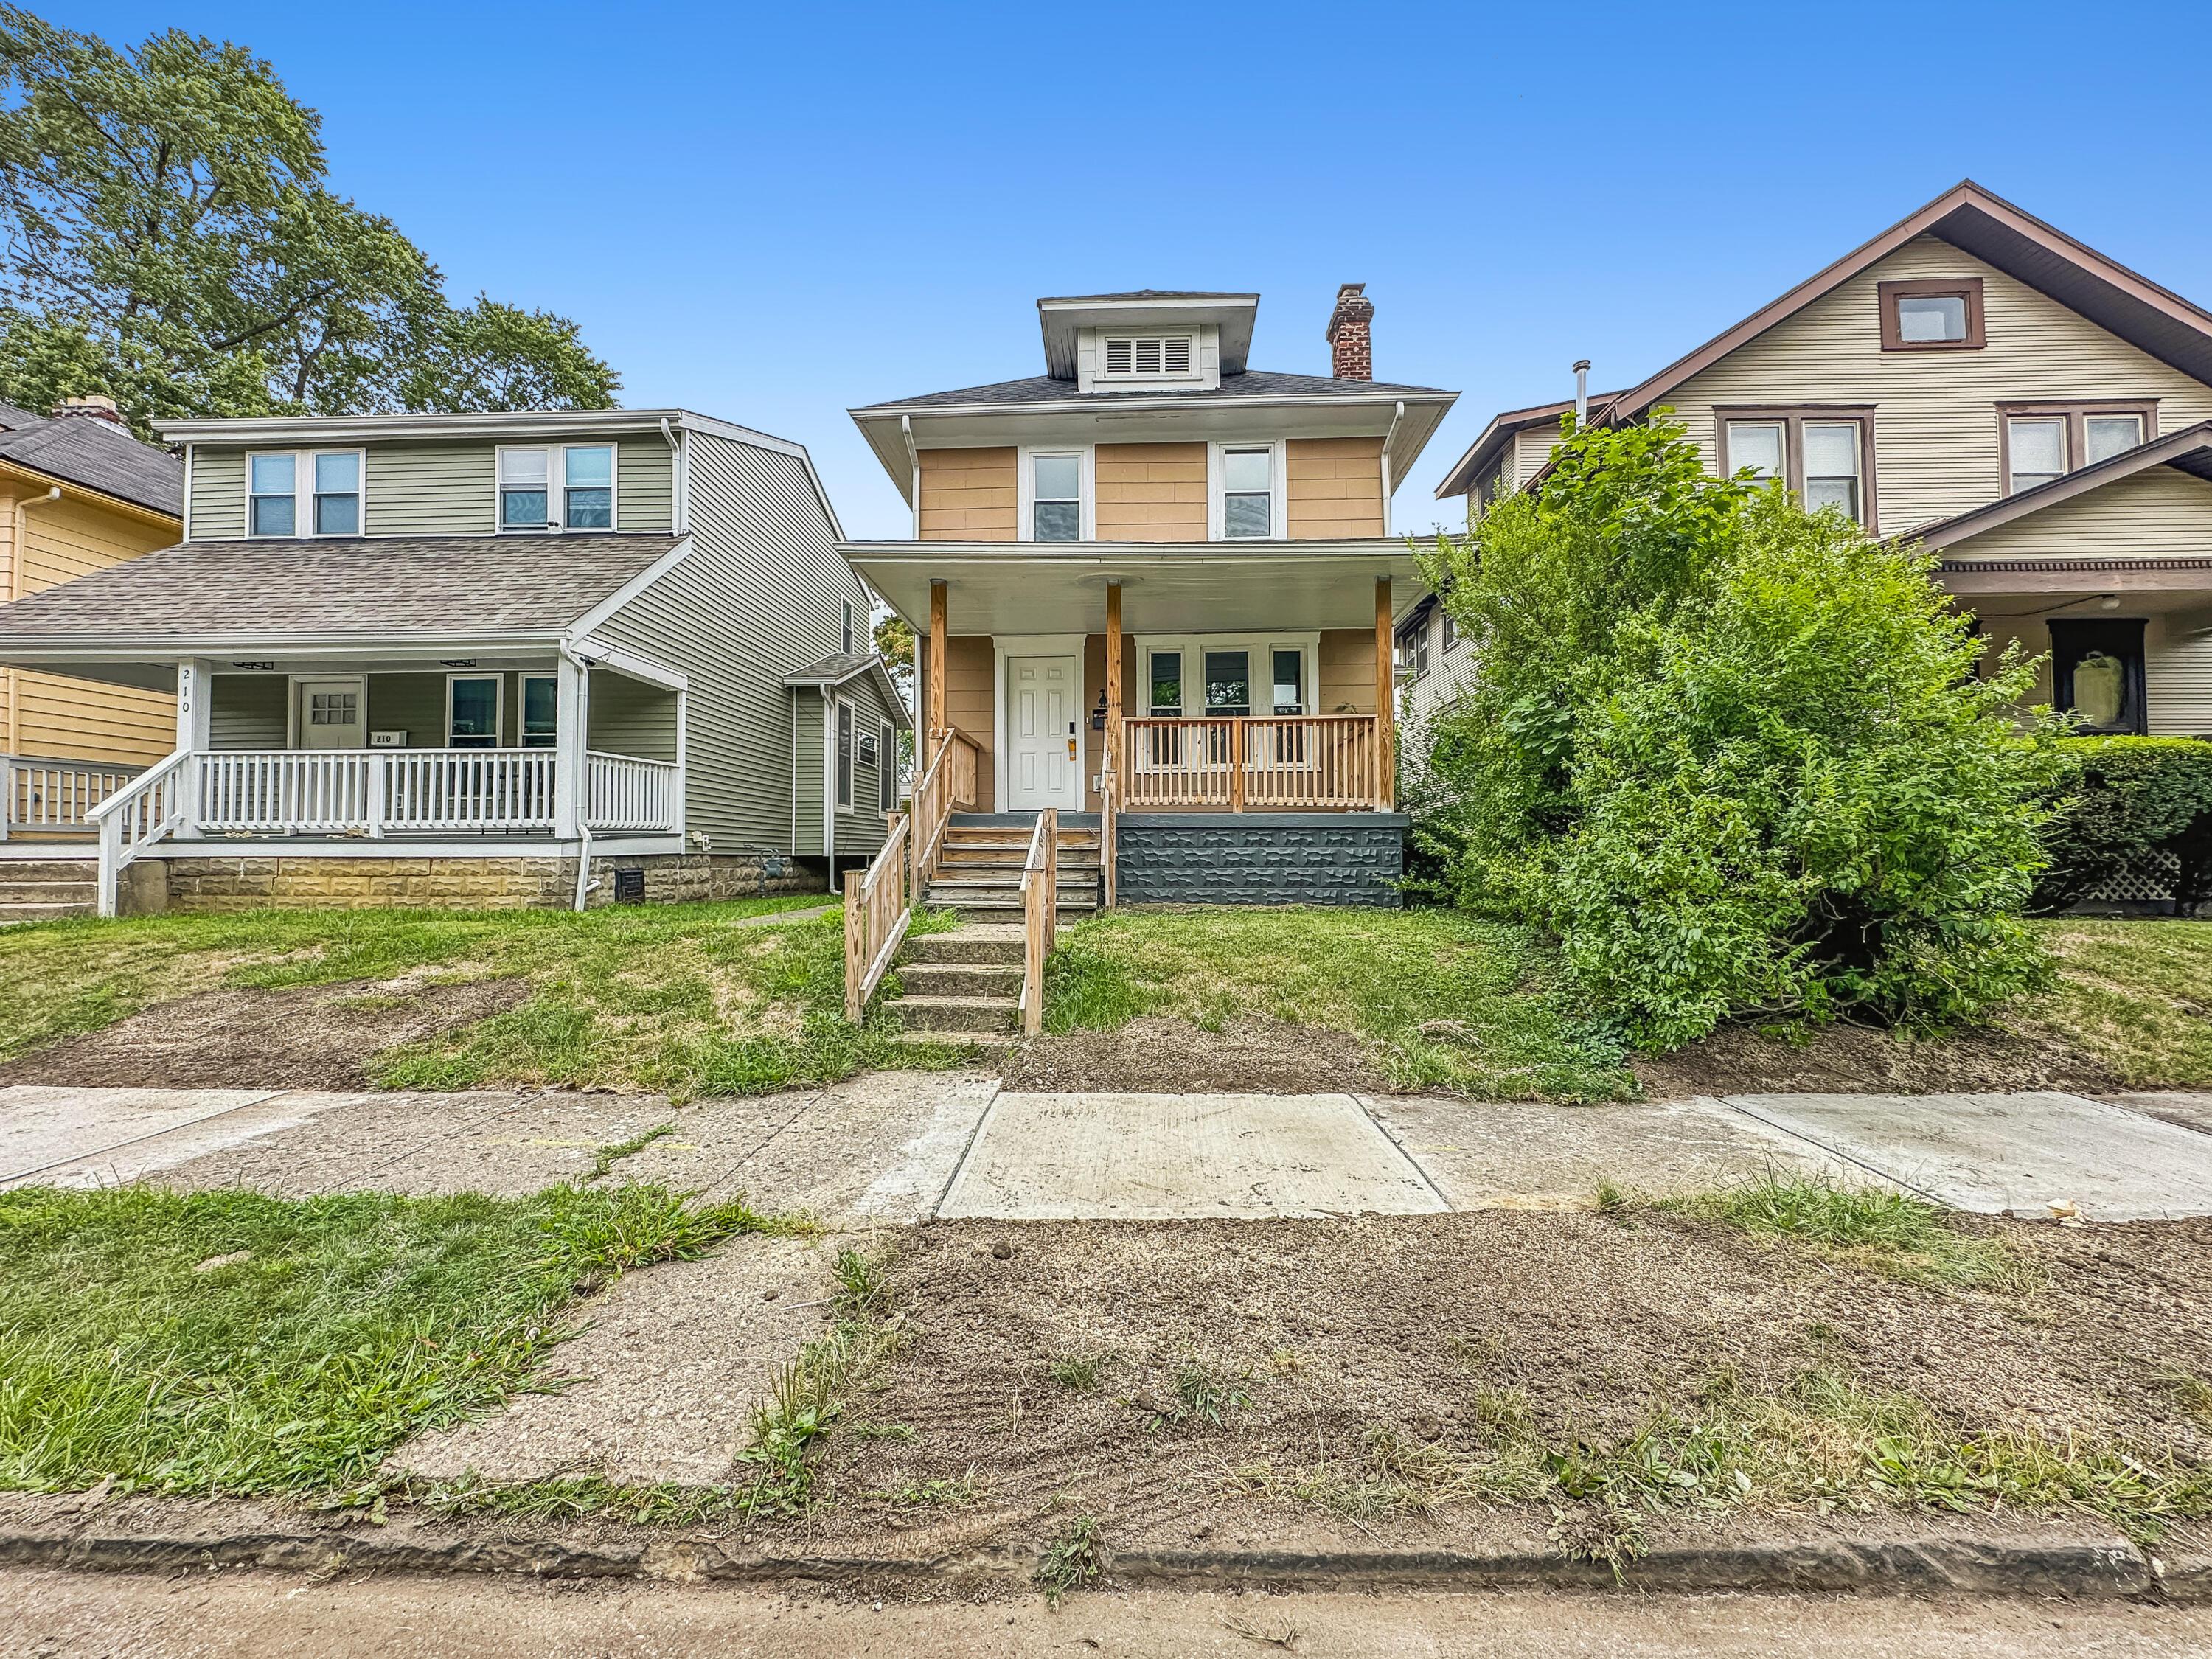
left=1029, top=451, right=1083, bottom=542
left=841, top=598, right=856, bottom=655
left=520, top=675, right=557, bottom=748
left=835, top=701, right=855, bottom=810
left=1219, top=447, right=1275, bottom=538
left=2000, top=403, right=2154, bottom=495
left=1395, top=616, right=1430, bottom=679
left=879, top=718, right=896, bottom=812
left=448, top=675, right=501, bottom=749
left=1719, top=410, right=1874, bottom=526
left=248, top=450, right=363, bottom=537
left=501, top=445, right=616, bottom=530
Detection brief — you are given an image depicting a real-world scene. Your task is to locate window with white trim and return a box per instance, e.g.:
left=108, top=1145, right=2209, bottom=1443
left=1101, top=335, right=1194, bottom=379
left=448, top=675, right=501, bottom=748
left=1220, top=447, right=1274, bottom=538
left=835, top=700, right=855, bottom=811
left=1031, top=452, right=1082, bottom=542
left=500, top=445, right=616, bottom=531
left=520, top=674, right=557, bottom=748
left=248, top=450, right=362, bottom=537
left=248, top=453, right=296, bottom=537
left=499, top=448, right=549, bottom=529
left=563, top=445, right=613, bottom=529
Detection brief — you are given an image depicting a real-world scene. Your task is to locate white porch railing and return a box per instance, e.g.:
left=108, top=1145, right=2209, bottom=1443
left=585, top=750, right=681, bottom=832
left=1, top=754, right=142, bottom=839
left=88, top=751, right=189, bottom=917
left=197, top=748, right=563, bottom=835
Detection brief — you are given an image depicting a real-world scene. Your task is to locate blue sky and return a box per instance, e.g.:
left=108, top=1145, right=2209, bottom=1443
left=53, top=1, right=2212, bottom=540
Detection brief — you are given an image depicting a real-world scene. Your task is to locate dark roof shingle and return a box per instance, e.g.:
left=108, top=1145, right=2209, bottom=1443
left=0, top=533, right=681, bottom=644
left=861, top=368, right=1449, bottom=411
left=0, top=406, right=182, bottom=517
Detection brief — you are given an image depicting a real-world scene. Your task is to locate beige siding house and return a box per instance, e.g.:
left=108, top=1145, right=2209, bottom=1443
left=1420, top=181, right=2212, bottom=743
left=0, top=397, right=183, bottom=846
left=0, top=409, right=900, bottom=918
left=841, top=285, right=1456, bottom=909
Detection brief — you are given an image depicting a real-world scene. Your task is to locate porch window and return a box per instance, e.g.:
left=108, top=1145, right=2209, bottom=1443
left=1032, top=453, right=1082, bottom=543
left=500, top=448, right=550, bottom=529
left=448, top=675, right=501, bottom=748
left=835, top=700, right=855, bottom=810
left=1271, top=648, right=1306, bottom=716
left=521, top=675, right=557, bottom=748
left=2051, top=618, right=2147, bottom=736
left=1149, top=651, right=1183, bottom=717
left=1220, top=447, right=1273, bottom=538
left=1203, top=650, right=1251, bottom=717
left=563, top=445, right=614, bottom=529
left=248, top=453, right=296, bottom=536
left=313, top=451, right=361, bottom=535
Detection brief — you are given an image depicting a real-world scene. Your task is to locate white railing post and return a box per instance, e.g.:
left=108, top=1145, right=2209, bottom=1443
left=553, top=655, right=589, bottom=840
left=0, top=756, right=11, bottom=843
left=365, top=751, right=386, bottom=839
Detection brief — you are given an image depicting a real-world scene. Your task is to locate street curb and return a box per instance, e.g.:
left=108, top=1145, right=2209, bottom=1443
left=0, top=1516, right=2180, bottom=1601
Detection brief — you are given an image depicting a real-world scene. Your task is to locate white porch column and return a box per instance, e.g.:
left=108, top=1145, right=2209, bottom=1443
left=672, top=685, right=689, bottom=837
left=175, top=658, right=215, bottom=831
left=553, top=655, right=592, bottom=838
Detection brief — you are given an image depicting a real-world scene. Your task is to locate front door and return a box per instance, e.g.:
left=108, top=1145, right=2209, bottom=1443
left=296, top=677, right=365, bottom=749
left=1006, top=654, right=1079, bottom=809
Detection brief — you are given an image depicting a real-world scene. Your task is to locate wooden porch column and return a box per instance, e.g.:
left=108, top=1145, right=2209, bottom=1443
left=925, top=579, right=947, bottom=766
left=1374, top=579, right=1396, bottom=810
left=1104, top=580, right=1123, bottom=779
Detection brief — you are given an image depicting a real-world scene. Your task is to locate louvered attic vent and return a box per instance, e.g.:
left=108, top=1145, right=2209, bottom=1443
left=1102, top=335, right=1194, bottom=377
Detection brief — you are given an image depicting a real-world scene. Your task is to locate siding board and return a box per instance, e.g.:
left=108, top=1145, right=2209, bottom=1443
left=1287, top=437, right=1386, bottom=538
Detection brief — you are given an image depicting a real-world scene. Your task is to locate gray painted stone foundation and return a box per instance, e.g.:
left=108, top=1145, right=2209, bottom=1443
left=1114, top=813, right=1408, bottom=908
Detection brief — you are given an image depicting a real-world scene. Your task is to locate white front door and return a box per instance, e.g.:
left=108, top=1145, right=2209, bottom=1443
left=1006, top=655, right=1079, bottom=810
left=296, top=678, right=365, bottom=750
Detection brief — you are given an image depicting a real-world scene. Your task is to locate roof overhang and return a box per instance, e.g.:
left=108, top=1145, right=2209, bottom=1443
left=849, top=392, right=1458, bottom=507
left=0, top=456, right=181, bottom=529
left=153, top=408, right=804, bottom=453
left=841, top=538, right=1424, bottom=636
left=782, top=655, right=913, bottom=728
left=1908, top=420, right=2212, bottom=550
left=1433, top=394, right=1621, bottom=500
left=1036, top=293, right=1259, bottom=380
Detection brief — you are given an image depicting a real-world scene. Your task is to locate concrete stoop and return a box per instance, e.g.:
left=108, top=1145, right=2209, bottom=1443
left=0, top=856, right=98, bottom=924
left=0, top=1495, right=2191, bottom=1601
left=883, top=922, right=1026, bottom=1052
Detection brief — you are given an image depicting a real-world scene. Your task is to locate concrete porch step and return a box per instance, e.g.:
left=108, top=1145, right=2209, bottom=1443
left=0, top=858, right=100, bottom=882
left=892, top=993, right=1019, bottom=1035
left=0, top=900, right=94, bottom=924
left=903, top=925, right=1025, bottom=966
left=897, top=960, right=1024, bottom=998
left=0, top=877, right=100, bottom=902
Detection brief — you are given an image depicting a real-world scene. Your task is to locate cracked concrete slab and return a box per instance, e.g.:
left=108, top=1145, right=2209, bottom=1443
left=2, top=1088, right=374, bottom=1190
left=1718, top=1091, right=2212, bottom=1220
left=387, top=1233, right=830, bottom=1486
left=1, top=1085, right=290, bottom=1186
left=1362, top=1093, right=1845, bottom=1210
left=936, top=1091, right=1450, bottom=1220
left=2107, top=1092, right=2212, bottom=1139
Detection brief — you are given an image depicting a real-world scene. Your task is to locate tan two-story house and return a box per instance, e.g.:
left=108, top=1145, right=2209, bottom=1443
left=1417, top=181, right=2212, bottom=743
left=843, top=287, right=1456, bottom=906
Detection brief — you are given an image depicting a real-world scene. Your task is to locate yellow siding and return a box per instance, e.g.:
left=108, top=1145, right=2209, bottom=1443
left=1318, top=627, right=1378, bottom=714
left=1944, top=465, right=2212, bottom=563
left=941, top=635, right=997, bottom=804
left=1287, top=437, right=1385, bottom=538
left=0, top=487, right=177, bottom=765
left=1667, top=234, right=2212, bottom=535
left=918, top=447, right=1018, bottom=542
left=1096, top=442, right=1205, bottom=540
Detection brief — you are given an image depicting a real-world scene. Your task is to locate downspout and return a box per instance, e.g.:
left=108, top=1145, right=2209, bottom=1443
left=562, top=641, right=597, bottom=911
left=1380, top=401, right=1405, bottom=537
left=658, top=416, right=688, bottom=534
left=823, top=688, right=836, bottom=894
left=900, top=416, right=920, bottom=540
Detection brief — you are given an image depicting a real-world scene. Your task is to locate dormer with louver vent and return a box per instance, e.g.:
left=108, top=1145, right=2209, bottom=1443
left=1101, top=334, right=1196, bottom=380
left=1080, top=324, right=1216, bottom=391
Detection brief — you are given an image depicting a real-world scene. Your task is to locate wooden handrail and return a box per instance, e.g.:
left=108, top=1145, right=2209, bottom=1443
left=1099, top=748, right=1119, bottom=911
left=844, top=811, right=912, bottom=1021
left=1018, top=806, right=1057, bottom=1036
left=1119, top=714, right=1386, bottom=810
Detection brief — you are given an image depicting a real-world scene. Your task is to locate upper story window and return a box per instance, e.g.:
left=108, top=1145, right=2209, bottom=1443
left=1211, top=442, right=1283, bottom=540
left=1879, top=276, right=1986, bottom=352
left=499, top=444, right=616, bottom=531
left=1029, top=451, right=1084, bottom=542
left=1395, top=613, right=1430, bottom=680
left=2000, top=403, right=2154, bottom=495
left=1100, top=335, right=1194, bottom=379
left=841, top=597, right=856, bottom=654
left=248, top=449, right=363, bottom=538
left=1718, top=408, right=1875, bottom=527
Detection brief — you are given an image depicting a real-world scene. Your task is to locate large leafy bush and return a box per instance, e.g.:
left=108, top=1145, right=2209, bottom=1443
left=1413, top=417, right=2062, bottom=1048
left=2035, top=737, right=2212, bottom=914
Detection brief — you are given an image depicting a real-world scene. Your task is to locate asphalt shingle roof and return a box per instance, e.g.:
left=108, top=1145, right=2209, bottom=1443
left=863, top=368, right=1450, bottom=411
left=783, top=650, right=880, bottom=685
left=0, top=404, right=182, bottom=518
left=0, top=533, right=681, bottom=643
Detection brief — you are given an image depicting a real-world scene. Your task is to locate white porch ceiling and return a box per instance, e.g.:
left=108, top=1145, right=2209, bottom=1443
left=846, top=540, right=1427, bottom=635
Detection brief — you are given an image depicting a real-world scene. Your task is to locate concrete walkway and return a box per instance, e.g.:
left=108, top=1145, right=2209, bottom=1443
left=9, top=1077, right=2212, bottom=1222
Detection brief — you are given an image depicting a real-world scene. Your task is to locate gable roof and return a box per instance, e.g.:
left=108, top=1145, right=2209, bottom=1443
left=1433, top=392, right=1619, bottom=500
left=782, top=649, right=912, bottom=729
left=0, top=532, right=684, bottom=652
left=858, top=367, right=1450, bottom=413
left=1908, top=420, right=2212, bottom=551
left=0, top=403, right=182, bottom=518
left=1606, top=180, right=2212, bottom=428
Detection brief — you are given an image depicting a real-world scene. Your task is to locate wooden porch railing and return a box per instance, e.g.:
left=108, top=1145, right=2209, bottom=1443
left=1, top=754, right=142, bottom=839
left=1019, top=807, right=1058, bottom=1036
left=1098, top=744, right=1119, bottom=910
left=844, top=723, right=979, bottom=1023
left=1121, top=714, right=1384, bottom=810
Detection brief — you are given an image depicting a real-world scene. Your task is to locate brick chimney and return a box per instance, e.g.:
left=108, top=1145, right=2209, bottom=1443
left=52, top=394, right=125, bottom=427
left=1326, top=283, right=1374, bottom=380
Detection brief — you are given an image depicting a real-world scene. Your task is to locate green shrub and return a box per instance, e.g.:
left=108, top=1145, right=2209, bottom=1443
left=2035, top=736, right=2212, bottom=914
left=1413, top=417, right=2063, bottom=1048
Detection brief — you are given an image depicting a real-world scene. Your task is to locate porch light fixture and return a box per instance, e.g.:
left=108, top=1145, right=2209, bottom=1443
left=1091, top=690, right=1107, bottom=732
left=230, top=661, right=274, bottom=671
left=439, top=658, right=479, bottom=668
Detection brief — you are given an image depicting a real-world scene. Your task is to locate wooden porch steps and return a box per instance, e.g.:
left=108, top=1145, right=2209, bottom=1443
left=922, top=815, right=1102, bottom=924
left=0, top=855, right=97, bottom=924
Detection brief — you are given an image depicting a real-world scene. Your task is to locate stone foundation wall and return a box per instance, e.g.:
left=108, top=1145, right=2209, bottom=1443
left=1114, top=813, right=1408, bottom=908
left=159, top=850, right=813, bottom=913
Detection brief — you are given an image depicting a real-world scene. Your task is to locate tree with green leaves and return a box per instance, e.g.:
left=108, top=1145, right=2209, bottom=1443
left=0, top=8, right=617, bottom=434
left=1412, top=416, right=2065, bottom=1047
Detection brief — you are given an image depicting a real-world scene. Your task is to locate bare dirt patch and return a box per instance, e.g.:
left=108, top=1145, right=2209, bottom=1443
left=0, top=977, right=529, bottom=1090
left=1004, top=1015, right=1387, bottom=1095
left=1632, top=1020, right=2124, bottom=1099
left=796, top=1211, right=2212, bottom=1556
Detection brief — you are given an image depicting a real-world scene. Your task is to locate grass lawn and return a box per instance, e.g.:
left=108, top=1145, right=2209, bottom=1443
left=1043, top=907, right=1635, bottom=1100
left=0, top=898, right=965, bottom=1099
left=0, top=1181, right=768, bottom=1494
left=2031, top=919, right=2212, bottom=1088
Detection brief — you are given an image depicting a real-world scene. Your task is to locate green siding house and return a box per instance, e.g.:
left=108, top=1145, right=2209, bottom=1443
left=0, top=409, right=906, bottom=914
